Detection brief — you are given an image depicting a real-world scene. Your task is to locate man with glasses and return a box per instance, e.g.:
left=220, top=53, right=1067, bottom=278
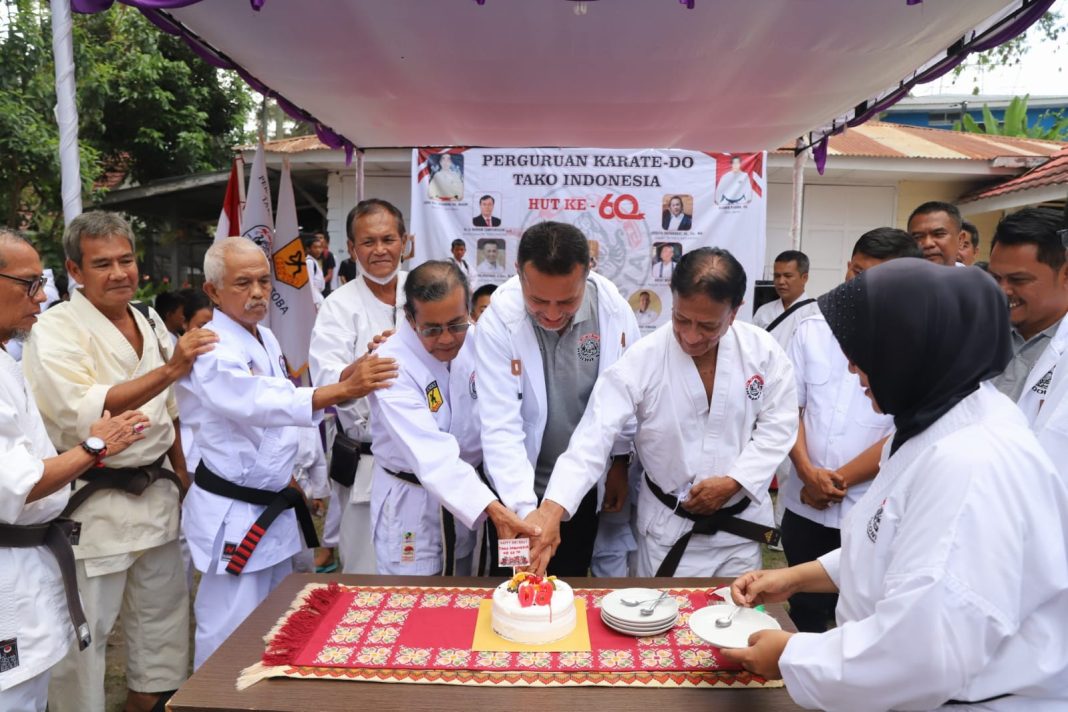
left=367, top=261, right=539, bottom=575
left=0, top=229, right=148, bottom=712
left=540, top=248, right=797, bottom=577
left=22, top=211, right=218, bottom=712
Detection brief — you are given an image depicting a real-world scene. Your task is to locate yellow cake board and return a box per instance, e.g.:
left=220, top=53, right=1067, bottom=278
left=471, top=600, right=591, bottom=652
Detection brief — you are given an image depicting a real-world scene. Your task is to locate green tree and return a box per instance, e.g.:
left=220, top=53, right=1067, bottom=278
left=0, top=0, right=252, bottom=258
left=953, top=94, right=1068, bottom=141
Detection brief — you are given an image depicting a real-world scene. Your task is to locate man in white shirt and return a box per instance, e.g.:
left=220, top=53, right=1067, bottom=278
left=369, top=261, right=539, bottom=575
left=448, top=238, right=475, bottom=289
left=540, top=247, right=797, bottom=576
left=751, top=250, right=819, bottom=349
left=476, top=239, right=507, bottom=280
left=177, top=237, right=395, bottom=668
left=23, top=211, right=218, bottom=712
left=304, top=234, right=326, bottom=308
left=907, top=200, right=967, bottom=266
left=781, top=228, right=919, bottom=632
left=310, top=199, right=407, bottom=574
left=988, top=208, right=1068, bottom=481
left=634, top=290, right=659, bottom=328
left=0, top=229, right=147, bottom=712
left=477, top=221, right=640, bottom=576
left=651, top=243, right=676, bottom=281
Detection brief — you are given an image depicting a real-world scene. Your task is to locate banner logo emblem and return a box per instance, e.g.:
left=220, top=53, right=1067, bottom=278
left=272, top=238, right=309, bottom=289
left=425, top=381, right=443, bottom=412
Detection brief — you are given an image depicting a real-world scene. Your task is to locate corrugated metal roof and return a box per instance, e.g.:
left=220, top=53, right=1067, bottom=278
left=246, top=122, right=1066, bottom=162
left=960, top=148, right=1068, bottom=203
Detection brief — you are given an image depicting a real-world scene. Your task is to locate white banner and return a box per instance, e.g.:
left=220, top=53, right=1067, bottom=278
left=240, top=141, right=275, bottom=327
left=409, top=148, right=767, bottom=328
left=271, top=159, right=317, bottom=380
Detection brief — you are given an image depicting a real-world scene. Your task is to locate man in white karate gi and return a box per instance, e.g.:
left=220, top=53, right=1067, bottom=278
left=476, top=221, right=640, bottom=577
left=24, top=211, right=218, bottom=712
left=310, top=198, right=409, bottom=574
left=177, top=237, right=397, bottom=668
left=537, top=247, right=798, bottom=577
left=988, top=207, right=1068, bottom=480
left=0, top=229, right=147, bottom=712
left=369, top=261, right=540, bottom=575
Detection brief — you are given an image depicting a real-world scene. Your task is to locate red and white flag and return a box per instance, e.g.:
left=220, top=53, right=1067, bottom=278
left=214, top=158, right=243, bottom=242
left=270, top=159, right=317, bottom=380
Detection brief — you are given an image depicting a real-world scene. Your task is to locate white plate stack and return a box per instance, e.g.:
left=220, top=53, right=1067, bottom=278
left=599, top=588, right=679, bottom=637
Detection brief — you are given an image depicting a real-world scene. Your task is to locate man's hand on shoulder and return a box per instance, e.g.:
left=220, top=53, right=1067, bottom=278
left=167, top=328, right=219, bottom=380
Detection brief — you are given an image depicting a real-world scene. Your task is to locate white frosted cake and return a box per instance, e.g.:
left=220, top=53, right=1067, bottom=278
left=491, top=573, right=577, bottom=645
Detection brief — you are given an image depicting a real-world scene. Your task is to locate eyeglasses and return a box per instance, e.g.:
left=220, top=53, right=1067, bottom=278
left=417, top=322, right=471, bottom=339
left=0, top=272, right=48, bottom=298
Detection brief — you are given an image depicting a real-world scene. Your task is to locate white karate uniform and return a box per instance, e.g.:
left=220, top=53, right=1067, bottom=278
left=476, top=271, right=640, bottom=519
left=368, top=321, right=495, bottom=575
left=545, top=321, right=798, bottom=577
left=428, top=168, right=464, bottom=200
left=651, top=260, right=675, bottom=280
left=476, top=259, right=507, bottom=279
left=0, top=350, right=70, bottom=711
left=449, top=257, right=476, bottom=291
left=783, top=314, right=894, bottom=526
left=309, top=273, right=406, bottom=573
left=306, top=255, right=325, bottom=307
left=780, top=384, right=1068, bottom=710
left=1016, top=317, right=1068, bottom=484
left=715, top=170, right=753, bottom=205
left=291, top=426, right=329, bottom=573
left=176, top=310, right=322, bottom=669
left=635, top=308, right=658, bottom=328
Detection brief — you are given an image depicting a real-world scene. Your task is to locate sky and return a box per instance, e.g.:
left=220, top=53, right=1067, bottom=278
left=913, top=0, right=1067, bottom=97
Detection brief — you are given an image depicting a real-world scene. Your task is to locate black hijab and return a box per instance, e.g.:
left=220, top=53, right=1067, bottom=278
left=818, top=258, right=1012, bottom=455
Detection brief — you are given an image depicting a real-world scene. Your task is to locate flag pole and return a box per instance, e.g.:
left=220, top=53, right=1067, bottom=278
left=50, top=0, right=82, bottom=225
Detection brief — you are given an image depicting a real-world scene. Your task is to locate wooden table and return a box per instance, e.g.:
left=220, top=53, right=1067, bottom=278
left=169, top=574, right=804, bottom=712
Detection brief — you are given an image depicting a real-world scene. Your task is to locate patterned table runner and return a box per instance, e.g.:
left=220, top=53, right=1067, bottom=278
left=237, top=583, right=783, bottom=689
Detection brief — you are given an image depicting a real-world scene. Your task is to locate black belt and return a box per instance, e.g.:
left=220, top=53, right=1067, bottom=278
left=194, top=462, right=320, bottom=575
left=0, top=519, right=91, bottom=650
left=384, top=467, right=458, bottom=576
left=645, top=474, right=780, bottom=576
left=60, top=456, right=184, bottom=518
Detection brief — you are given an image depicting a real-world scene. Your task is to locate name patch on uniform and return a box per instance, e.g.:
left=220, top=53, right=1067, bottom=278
left=468, top=371, right=478, bottom=400
left=401, top=531, right=416, bottom=563
left=745, top=374, right=764, bottom=400
left=221, top=541, right=239, bottom=562
left=867, top=501, right=885, bottom=543
left=425, top=381, right=443, bottom=412
left=1033, top=367, right=1055, bottom=396
left=577, top=333, right=601, bottom=363
left=0, top=638, right=19, bottom=673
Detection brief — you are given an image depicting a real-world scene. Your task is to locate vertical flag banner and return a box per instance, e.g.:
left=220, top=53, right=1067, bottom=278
left=409, top=148, right=767, bottom=327
left=271, top=159, right=317, bottom=380
left=214, top=159, right=243, bottom=242
left=240, top=140, right=275, bottom=326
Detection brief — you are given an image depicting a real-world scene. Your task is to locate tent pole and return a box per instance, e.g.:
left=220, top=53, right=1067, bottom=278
left=50, top=0, right=82, bottom=225
left=790, top=139, right=807, bottom=251
left=355, top=149, right=365, bottom=203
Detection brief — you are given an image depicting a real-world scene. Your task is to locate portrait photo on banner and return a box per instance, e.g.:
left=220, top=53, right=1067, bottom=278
left=650, top=242, right=682, bottom=282
left=427, top=153, right=465, bottom=202
left=661, top=194, right=694, bottom=231
left=472, top=193, right=502, bottom=228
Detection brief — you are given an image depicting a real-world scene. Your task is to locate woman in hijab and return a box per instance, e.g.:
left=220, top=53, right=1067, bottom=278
left=721, top=258, right=1068, bottom=711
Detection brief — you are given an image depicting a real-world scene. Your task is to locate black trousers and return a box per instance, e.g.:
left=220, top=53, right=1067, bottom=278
left=781, top=508, right=840, bottom=633
left=483, top=488, right=599, bottom=577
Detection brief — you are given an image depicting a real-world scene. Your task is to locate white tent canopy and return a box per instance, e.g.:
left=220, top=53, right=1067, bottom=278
left=144, top=0, right=1044, bottom=151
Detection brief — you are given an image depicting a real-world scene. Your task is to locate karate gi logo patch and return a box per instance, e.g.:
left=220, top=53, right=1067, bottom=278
left=577, top=332, right=600, bottom=363
left=468, top=371, right=478, bottom=400
left=0, top=638, right=19, bottom=672
left=271, top=237, right=310, bottom=289
left=745, top=374, right=764, bottom=400
left=1033, top=367, right=1054, bottom=396
left=867, top=501, right=885, bottom=543
left=425, top=381, right=443, bottom=412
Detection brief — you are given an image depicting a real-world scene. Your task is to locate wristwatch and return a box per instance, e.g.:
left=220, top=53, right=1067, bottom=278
left=81, top=436, right=107, bottom=465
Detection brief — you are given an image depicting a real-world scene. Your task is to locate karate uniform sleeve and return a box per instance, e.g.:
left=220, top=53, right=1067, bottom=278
left=372, top=382, right=496, bottom=530
left=730, top=348, right=798, bottom=503
left=0, top=398, right=45, bottom=523
left=23, top=323, right=108, bottom=441
left=543, top=357, right=642, bottom=518
left=780, top=447, right=1047, bottom=712
left=309, top=297, right=367, bottom=436
left=816, top=548, right=841, bottom=589
left=148, top=308, right=181, bottom=421
left=187, top=348, right=320, bottom=428
left=609, top=307, right=642, bottom=459
left=475, top=306, right=539, bottom=518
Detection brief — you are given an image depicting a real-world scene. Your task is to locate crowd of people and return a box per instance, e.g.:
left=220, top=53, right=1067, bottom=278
left=1, top=196, right=1066, bottom=712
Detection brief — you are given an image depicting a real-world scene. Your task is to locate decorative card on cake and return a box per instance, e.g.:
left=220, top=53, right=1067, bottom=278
left=498, top=537, right=531, bottom=568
